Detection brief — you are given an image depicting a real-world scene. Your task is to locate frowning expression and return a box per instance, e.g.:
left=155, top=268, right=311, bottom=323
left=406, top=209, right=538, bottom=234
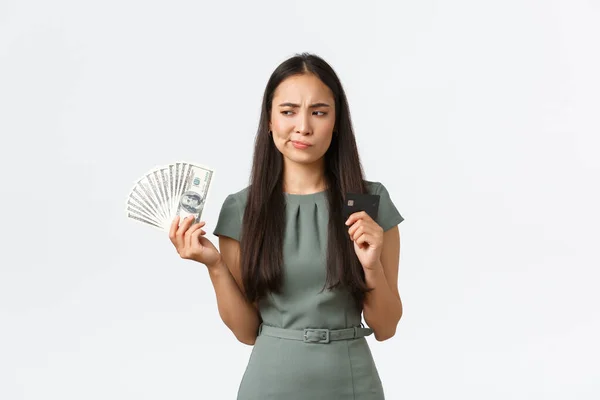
left=269, top=73, right=336, bottom=164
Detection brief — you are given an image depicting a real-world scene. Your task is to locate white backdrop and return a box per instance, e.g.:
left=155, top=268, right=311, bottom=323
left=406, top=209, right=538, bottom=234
left=1, top=0, right=599, bottom=398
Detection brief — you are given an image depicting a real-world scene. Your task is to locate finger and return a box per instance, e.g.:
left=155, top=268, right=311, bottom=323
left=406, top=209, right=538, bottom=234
left=175, top=216, right=195, bottom=249
left=345, top=211, right=367, bottom=226
left=355, top=232, right=370, bottom=248
left=348, top=224, right=355, bottom=239
left=352, top=225, right=368, bottom=241
left=345, top=214, right=355, bottom=226
left=186, top=222, right=205, bottom=249
left=181, top=218, right=201, bottom=250
left=186, top=221, right=206, bottom=242
left=176, top=215, right=195, bottom=236
left=358, top=226, right=376, bottom=242
left=190, top=228, right=204, bottom=251
left=169, top=216, right=180, bottom=243
left=348, top=220, right=360, bottom=238
left=349, top=220, right=370, bottom=239
left=358, top=211, right=373, bottom=221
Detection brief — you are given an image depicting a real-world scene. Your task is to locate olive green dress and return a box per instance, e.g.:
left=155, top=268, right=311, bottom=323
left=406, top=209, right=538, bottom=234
left=213, top=180, right=404, bottom=400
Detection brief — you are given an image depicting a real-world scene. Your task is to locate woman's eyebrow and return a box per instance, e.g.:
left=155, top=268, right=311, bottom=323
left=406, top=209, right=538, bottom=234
left=278, top=102, right=331, bottom=108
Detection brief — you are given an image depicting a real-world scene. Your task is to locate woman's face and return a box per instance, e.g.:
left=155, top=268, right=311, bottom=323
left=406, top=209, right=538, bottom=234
left=269, top=73, right=336, bottom=165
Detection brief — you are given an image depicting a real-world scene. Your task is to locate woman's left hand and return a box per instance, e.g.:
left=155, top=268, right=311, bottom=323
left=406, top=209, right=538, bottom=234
left=345, top=211, right=384, bottom=270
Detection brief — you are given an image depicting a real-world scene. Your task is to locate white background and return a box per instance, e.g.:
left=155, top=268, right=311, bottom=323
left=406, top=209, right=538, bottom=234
left=1, top=0, right=599, bottom=398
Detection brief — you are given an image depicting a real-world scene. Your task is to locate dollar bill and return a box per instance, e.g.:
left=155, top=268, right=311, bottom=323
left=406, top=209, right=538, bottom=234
left=126, top=161, right=215, bottom=232
left=174, top=163, right=214, bottom=224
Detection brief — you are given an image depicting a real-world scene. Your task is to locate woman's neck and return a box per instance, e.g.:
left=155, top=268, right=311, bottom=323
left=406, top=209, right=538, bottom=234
left=282, top=159, right=327, bottom=194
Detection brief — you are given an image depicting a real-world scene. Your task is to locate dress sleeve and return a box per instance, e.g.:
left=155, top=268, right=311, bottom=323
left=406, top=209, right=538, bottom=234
left=375, top=182, right=405, bottom=232
left=212, top=194, right=242, bottom=241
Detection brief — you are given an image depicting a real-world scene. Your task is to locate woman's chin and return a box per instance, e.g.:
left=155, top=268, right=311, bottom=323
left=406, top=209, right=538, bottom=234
left=283, top=152, right=324, bottom=165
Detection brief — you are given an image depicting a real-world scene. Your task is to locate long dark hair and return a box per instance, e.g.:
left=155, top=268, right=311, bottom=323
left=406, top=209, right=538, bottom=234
left=240, top=52, right=372, bottom=311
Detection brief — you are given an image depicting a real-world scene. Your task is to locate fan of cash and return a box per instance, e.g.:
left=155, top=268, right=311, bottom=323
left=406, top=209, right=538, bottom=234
left=126, top=162, right=215, bottom=232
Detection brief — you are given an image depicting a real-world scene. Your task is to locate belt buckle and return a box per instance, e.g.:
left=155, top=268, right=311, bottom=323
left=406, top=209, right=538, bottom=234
left=303, top=328, right=330, bottom=344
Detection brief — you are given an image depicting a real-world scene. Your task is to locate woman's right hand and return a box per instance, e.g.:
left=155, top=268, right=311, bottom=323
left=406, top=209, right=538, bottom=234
left=169, top=216, right=222, bottom=267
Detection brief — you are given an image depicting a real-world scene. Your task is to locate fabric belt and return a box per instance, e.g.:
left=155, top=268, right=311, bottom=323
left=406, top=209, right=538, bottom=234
left=258, top=323, right=373, bottom=344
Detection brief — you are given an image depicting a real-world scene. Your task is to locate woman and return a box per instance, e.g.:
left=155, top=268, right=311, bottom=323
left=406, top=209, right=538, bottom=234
left=169, top=52, right=405, bottom=399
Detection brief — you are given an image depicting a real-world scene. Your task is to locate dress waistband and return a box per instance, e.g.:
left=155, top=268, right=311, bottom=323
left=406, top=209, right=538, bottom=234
left=257, top=323, right=373, bottom=344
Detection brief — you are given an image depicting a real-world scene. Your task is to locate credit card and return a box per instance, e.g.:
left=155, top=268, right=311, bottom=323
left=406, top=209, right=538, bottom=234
left=342, top=193, right=380, bottom=222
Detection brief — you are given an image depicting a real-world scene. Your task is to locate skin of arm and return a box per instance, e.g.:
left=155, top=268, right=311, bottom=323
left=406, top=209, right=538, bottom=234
left=206, top=236, right=261, bottom=345
left=361, top=225, right=403, bottom=341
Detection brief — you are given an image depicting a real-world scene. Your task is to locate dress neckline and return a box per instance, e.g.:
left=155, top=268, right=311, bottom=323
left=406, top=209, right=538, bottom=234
left=284, top=189, right=328, bottom=203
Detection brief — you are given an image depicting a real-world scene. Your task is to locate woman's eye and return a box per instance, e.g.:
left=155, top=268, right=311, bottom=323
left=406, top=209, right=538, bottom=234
left=280, top=110, right=327, bottom=116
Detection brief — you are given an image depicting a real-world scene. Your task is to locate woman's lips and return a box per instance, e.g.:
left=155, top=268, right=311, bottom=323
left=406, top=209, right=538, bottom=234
left=291, top=141, right=311, bottom=149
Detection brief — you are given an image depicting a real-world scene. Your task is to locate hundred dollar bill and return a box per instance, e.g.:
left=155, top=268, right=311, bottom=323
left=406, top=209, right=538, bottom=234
left=127, top=211, right=164, bottom=231
left=174, top=163, right=214, bottom=224
left=126, top=196, right=162, bottom=226
left=145, top=168, right=169, bottom=223
left=174, top=162, right=189, bottom=219
left=126, top=161, right=215, bottom=232
left=134, top=177, right=164, bottom=222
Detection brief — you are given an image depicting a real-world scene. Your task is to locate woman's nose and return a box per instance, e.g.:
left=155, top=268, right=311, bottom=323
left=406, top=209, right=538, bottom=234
left=295, top=111, right=311, bottom=134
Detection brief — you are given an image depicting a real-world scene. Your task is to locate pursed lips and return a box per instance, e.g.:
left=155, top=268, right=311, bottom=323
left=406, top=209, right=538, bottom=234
left=291, top=140, right=311, bottom=146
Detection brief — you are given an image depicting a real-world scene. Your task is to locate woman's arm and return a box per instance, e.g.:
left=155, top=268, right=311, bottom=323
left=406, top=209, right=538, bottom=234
left=206, top=236, right=261, bottom=345
left=362, top=226, right=403, bottom=341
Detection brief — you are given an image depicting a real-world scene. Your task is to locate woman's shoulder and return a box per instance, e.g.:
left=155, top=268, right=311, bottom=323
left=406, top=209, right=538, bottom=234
left=364, top=180, right=385, bottom=195
left=364, top=179, right=405, bottom=229
left=229, top=185, right=250, bottom=197
left=223, top=185, right=250, bottom=207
